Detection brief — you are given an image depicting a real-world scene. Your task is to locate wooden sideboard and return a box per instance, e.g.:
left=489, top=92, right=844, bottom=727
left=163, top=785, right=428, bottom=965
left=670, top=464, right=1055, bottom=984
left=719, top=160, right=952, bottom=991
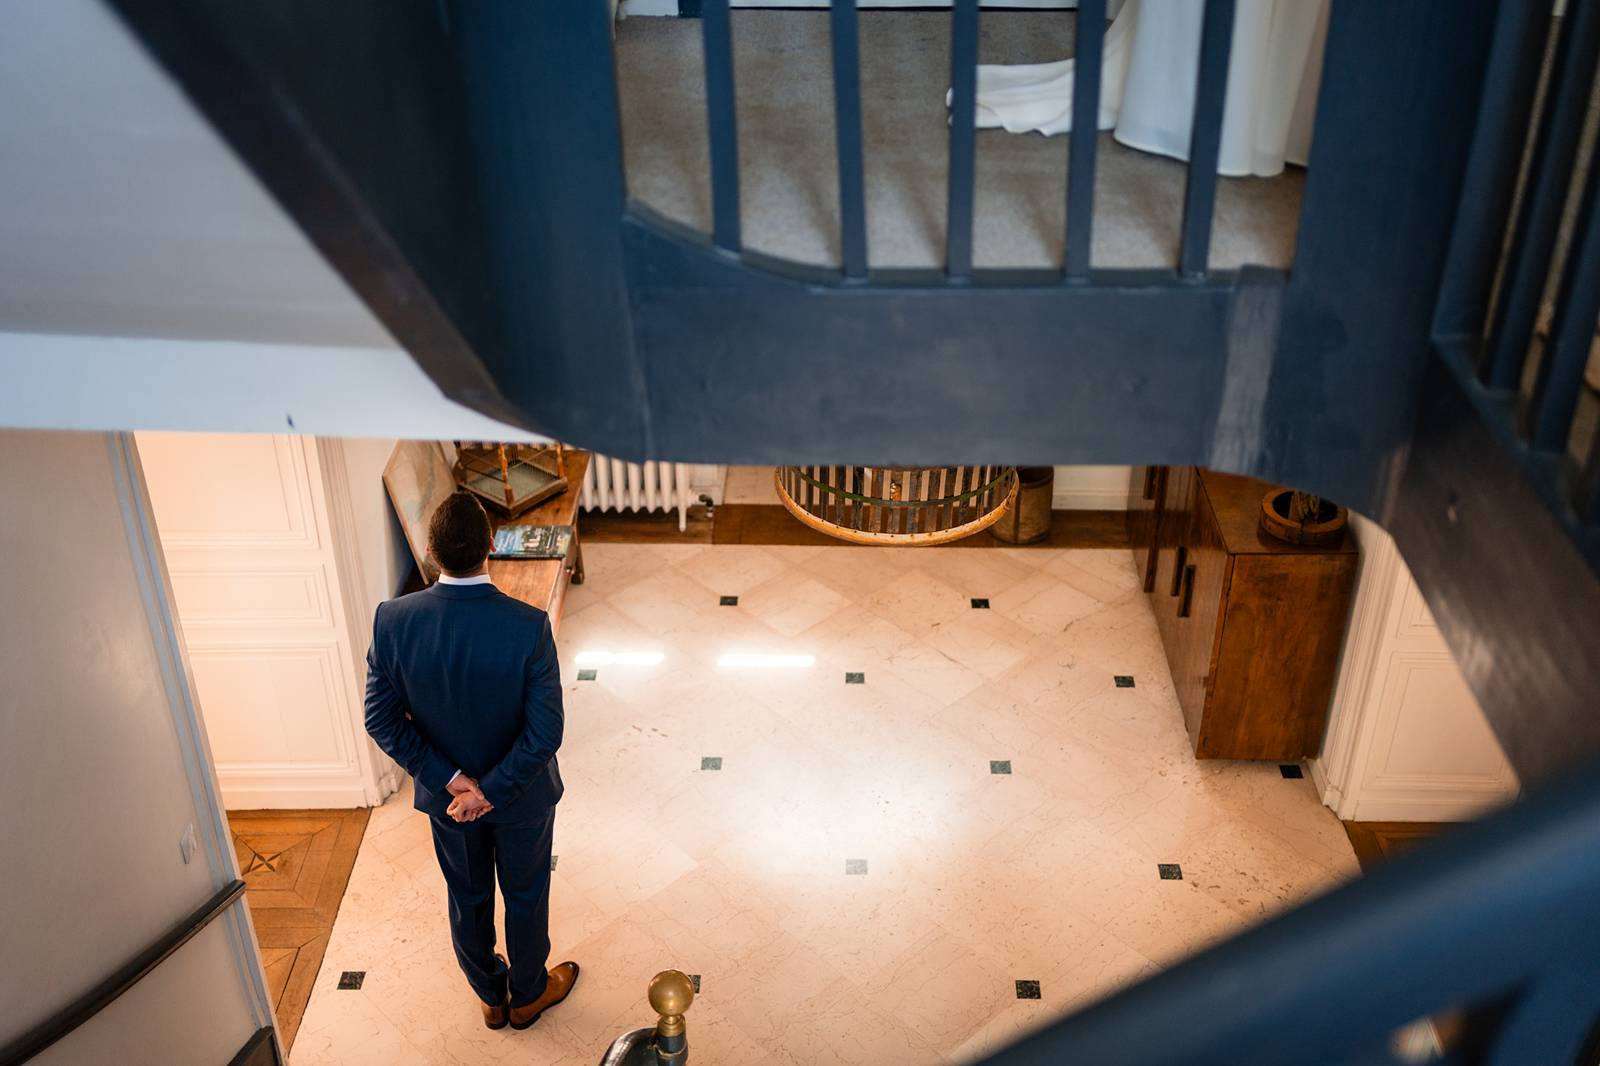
left=487, top=451, right=587, bottom=632
left=1127, top=466, right=1358, bottom=761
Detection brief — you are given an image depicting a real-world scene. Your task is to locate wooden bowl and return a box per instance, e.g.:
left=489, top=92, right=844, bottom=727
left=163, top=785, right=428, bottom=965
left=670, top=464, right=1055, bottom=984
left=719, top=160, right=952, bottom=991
left=1260, top=487, right=1348, bottom=546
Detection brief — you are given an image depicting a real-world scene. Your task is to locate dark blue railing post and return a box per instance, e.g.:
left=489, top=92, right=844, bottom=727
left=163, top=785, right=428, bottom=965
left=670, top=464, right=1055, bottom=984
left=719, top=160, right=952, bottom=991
left=1432, top=0, right=1556, bottom=341
left=451, top=0, right=648, bottom=453
left=1064, top=0, right=1106, bottom=282
left=946, top=0, right=979, bottom=280
left=1256, top=0, right=1499, bottom=515
left=1480, top=0, right=1600, bottom=392
left=830, top=0, right=869, bottom=279
left=1528, top=150, right=1600, bottom=453
left=702, top=0, right=742, bottom=253
left=1177, top=0, right=1235, bottom=279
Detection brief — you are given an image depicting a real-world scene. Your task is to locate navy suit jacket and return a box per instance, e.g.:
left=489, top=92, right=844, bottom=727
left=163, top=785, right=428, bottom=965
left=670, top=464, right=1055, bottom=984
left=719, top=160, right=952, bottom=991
left=364, top=581, right=564, bottom=823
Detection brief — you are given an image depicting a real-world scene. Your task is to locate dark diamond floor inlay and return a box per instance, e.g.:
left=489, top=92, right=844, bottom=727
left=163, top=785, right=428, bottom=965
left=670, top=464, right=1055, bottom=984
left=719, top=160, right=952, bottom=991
left=337, top=971, right=365, bottom=990
left=1279, top=764, right=1304, bottom=779
left=551, top=855, right=559, bottom=871
left=845, top=859, right=868, bottom=875
left=688, top=974, right=702, bottom=992
left=577, top=669, right=598, bottom=682
left=701, top=756, right=723, bottom=771
left=1114, top=675, right=1136, bottom=688
left=1158, top=863, right=1183, bottom=880
left=971, top=597, right=991, bottom=609
left=990, top=760, right=1013, bottom=775
left=1015, top=980, right=1042, bottom=1000
left=719, top=595, right=739, bottom=606
left=845, top=672, right=865, bottom=685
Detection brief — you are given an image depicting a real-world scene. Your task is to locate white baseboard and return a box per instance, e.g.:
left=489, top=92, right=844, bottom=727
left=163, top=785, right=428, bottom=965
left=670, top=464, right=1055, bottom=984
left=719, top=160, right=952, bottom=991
left=1344, top=789, right=1515, bottom=823
left=1306, top=756, right=1343, bottom=814
left=221, top=785, right=374, bottom=810
left=219, top=779, right=377, bottom=810
left=1051, top=488, right=1129, bottom=510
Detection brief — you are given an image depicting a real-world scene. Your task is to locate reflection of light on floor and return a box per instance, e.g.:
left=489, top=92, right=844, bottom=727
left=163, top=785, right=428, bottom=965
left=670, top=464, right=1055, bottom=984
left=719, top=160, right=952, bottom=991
left=716, top=652, right=816, bottom=669
left=574, top=650, right=666, bottom=666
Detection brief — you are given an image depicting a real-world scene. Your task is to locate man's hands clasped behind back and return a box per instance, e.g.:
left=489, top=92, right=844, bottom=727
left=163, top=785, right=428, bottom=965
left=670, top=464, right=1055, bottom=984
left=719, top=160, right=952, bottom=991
left=446, top=774, right=493, bottom=823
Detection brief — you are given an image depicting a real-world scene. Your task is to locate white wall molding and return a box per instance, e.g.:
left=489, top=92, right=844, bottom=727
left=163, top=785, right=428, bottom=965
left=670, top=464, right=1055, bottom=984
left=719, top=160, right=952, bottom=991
left=1312, top=514, right=1403, bottom=816
left=1312, top=516, right=1519, bottom=822
left=149, top=436, right=318, bottom=551
left=316, top=437, right=397, bottom=804
left=165, top=566, right=333, bottom=627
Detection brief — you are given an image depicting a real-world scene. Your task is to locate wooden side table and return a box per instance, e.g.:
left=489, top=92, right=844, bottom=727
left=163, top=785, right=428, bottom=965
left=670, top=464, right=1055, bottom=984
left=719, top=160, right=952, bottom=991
left=486, top=451, right=588, bottom=632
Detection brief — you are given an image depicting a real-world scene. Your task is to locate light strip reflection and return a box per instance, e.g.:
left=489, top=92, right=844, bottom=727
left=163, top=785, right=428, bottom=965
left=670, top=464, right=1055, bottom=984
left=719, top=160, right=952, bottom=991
left=574, top=650, right=666, bottom=666
left=716, top=653, right=816, bottom=669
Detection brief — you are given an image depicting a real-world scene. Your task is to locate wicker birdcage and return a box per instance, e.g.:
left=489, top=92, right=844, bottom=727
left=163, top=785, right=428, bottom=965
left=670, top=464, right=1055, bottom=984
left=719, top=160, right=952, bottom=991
left=775, top=465, right=1017, bottom=546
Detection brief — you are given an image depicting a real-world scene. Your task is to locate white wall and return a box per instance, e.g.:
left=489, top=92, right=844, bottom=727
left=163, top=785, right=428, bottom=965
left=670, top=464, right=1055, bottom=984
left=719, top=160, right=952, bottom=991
left=1313, top=515, right=1520, bottom=821
left=0, top=0, right=384, bottom=349
left=0, top=0, right=538, bottom=441
left=136, top=432, right=389, bottom=809
left=1051, top=465, right=1131, bottom=509
left=0, top=429, right=272, bottom=1063
left=337, top=438, right=416, bottom=610
left=0, top=331, right=542, bottom=441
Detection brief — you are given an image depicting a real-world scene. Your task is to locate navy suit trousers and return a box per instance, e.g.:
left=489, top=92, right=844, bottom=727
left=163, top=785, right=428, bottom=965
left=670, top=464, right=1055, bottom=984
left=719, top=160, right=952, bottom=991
left=428, top=805, right=556, bottom=1009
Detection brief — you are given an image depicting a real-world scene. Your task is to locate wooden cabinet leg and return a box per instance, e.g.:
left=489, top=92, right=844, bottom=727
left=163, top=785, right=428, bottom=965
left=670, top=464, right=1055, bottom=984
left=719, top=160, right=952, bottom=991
left=571, top=538, right=586, bottom=585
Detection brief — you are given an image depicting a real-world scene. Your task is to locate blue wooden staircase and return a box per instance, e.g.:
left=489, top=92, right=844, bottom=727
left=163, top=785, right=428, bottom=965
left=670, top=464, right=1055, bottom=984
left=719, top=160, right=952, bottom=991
left=103, top=0, right=1600, bottom=1060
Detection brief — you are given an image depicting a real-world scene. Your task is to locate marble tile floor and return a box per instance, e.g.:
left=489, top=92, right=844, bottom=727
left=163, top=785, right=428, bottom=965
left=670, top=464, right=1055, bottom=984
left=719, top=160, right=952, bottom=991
left=291, top=543, right=1360, bottom=1066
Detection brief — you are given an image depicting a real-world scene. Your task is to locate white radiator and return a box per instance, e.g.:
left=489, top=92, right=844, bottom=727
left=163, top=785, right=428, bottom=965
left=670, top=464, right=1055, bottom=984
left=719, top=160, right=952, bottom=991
left=581, top=456, right=694, bottom=531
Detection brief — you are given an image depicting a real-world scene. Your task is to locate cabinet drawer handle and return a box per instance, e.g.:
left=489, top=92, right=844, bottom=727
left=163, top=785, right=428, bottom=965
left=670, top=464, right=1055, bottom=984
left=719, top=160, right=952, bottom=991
left=1170, top=545, right=1187, bottom=596
left=1142, top=467, right=1157, bottom=500
left=1179, top=564, right=1197, bottom=618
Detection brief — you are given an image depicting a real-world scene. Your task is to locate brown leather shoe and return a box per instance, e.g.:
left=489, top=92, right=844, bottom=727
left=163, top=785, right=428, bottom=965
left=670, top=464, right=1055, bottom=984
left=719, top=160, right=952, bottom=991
left=508, top=961, right=581, bottom=1030
left=481, top=995, right=509, bottom=1030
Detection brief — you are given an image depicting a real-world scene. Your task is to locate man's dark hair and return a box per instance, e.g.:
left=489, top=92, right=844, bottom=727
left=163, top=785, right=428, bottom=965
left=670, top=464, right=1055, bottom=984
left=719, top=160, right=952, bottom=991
left=428, top=491, right=493, bottom=575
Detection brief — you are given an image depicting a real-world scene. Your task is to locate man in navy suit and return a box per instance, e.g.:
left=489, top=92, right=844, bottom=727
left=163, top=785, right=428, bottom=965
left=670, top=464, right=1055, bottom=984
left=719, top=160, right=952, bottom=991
left=364, top=491, right=579, bottom=1031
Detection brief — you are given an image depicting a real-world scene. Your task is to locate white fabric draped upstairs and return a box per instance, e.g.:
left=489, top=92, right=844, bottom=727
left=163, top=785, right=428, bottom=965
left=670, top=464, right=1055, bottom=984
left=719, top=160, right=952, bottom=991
left=964, top=0, right=1330, bottom=178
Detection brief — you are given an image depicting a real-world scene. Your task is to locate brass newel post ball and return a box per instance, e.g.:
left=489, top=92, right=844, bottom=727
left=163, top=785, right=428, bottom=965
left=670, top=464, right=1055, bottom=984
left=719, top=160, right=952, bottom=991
left=649, top=970, right=695, bottom=1038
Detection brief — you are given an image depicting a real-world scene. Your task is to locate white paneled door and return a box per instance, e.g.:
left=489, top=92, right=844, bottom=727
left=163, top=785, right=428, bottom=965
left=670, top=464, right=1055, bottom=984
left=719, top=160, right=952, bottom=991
left=136, top=432, right=390, bottom=808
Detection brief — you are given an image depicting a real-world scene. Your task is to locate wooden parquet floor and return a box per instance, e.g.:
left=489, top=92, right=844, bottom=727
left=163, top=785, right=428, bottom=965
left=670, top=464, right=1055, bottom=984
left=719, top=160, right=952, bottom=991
left=1342, top=821, right=1457, bottom=874
left=229, top=807, right=370, bottom=1051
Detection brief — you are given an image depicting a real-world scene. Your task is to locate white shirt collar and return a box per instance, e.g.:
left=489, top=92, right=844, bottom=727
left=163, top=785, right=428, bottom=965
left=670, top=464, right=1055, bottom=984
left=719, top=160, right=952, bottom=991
left=436, top=572, right=494, bottom=586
